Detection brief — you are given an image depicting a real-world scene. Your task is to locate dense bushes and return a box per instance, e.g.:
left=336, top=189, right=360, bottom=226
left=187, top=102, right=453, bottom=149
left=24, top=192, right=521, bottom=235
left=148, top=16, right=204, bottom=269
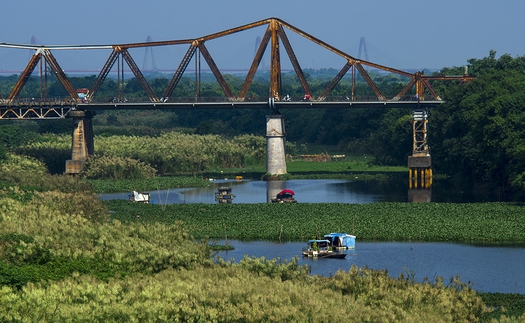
left=0, top=264, right=499, bottom=322
left=80, top=154, right=157, bottom=180
left=16, top=132, right=275, bottom=176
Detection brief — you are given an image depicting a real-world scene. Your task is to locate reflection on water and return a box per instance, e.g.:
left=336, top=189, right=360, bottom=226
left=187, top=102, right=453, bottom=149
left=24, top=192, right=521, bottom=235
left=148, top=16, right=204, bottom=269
left=214, top=240, right=525, bottom=294
left=100, top=177, right=507, bottom=204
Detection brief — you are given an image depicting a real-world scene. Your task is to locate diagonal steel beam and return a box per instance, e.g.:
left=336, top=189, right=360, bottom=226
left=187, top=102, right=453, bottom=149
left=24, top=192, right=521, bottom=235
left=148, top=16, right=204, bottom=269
left=392, top=78, right=416, bottom=101
left=238, top=27, right=272, bottom=100
left=8, top=50, right=42, bottom=101
left=41, top=49, right=79, bottom=101
left=89, top=49, right=120, bottom=100
left=421, top=78, right=441, bottom=100
left=197, top=42, right=235, bottom=100
left=278, top=24, right=311, bottom=99
left=163, top=44, right=197, bottom=99
left=121, top=49, right=158, bottom=102
left=318, top=61, right=353, bottom=101
left=354, top=63, right=386, bottom=101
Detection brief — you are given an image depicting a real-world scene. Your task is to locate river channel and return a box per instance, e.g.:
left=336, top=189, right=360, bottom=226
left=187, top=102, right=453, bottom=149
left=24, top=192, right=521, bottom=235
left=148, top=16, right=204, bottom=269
left=100, top=178, right=525, bottom=294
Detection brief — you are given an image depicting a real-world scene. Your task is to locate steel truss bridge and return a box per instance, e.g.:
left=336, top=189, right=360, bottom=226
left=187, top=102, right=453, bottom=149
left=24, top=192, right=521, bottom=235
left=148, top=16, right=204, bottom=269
left=0, top=17, right=474, bottom=119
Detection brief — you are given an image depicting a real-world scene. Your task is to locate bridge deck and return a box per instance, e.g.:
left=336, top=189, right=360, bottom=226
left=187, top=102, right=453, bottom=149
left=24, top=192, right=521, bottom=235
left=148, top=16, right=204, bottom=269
left=0, top=100, right=442, bottom=119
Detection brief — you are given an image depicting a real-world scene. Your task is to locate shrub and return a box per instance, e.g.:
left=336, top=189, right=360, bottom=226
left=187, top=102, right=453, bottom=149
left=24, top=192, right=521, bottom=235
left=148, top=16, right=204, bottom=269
left=80, top=154, right=157, bottom=180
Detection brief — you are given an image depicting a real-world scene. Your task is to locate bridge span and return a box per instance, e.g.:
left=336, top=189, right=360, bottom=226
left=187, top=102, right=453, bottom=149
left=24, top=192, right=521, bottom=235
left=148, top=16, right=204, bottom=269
left=0, top=17, right=472, bottom=193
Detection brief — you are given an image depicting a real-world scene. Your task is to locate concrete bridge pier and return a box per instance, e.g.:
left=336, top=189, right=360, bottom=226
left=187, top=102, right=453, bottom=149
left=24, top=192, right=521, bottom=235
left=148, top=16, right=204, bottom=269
left=65, top=110, right=94, bottom=176
left=266, top=114, right=287, bottom=176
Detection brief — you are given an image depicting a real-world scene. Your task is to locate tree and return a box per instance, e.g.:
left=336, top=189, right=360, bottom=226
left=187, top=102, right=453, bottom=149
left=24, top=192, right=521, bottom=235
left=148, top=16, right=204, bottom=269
left=429, top=51, right=525, bottom=198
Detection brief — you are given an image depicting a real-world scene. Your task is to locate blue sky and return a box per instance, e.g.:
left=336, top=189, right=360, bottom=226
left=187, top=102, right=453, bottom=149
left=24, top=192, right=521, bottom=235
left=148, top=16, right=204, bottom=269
left=1, top=0, right=523, bottom=72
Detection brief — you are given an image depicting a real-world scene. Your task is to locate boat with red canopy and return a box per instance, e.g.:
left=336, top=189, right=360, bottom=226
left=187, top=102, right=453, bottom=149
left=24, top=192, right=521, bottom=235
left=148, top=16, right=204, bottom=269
left=271, top=189, right=297, bottom=203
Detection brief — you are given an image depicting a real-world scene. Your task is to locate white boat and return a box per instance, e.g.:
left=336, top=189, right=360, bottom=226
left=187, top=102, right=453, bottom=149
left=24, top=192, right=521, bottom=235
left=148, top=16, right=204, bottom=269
left=129, top=191, right=150, bottom=203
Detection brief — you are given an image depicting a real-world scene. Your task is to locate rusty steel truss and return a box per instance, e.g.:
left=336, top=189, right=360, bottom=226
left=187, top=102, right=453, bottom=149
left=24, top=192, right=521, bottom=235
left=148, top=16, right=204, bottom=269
left=0, top=17, right=474, bottom=107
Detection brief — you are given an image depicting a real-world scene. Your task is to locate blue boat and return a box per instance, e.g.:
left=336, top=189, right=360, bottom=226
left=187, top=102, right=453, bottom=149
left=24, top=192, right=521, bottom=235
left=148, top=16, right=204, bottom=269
left=323, top=232, right=356, bottom=250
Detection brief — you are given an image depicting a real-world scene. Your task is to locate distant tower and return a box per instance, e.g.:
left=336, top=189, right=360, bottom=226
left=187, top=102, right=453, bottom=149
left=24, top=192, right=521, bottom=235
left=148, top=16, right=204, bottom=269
left=30, top=35, right=37, bottom=45
left=358, top=36, right=369, bottom=62
left=143, top=35, right=158, bottom=72
left=254, top=36, right=267, bottom=70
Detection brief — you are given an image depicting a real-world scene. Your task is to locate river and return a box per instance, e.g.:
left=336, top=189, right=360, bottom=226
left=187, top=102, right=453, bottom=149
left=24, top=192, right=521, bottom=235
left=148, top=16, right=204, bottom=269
left=99, top=178, right=524, bottom=294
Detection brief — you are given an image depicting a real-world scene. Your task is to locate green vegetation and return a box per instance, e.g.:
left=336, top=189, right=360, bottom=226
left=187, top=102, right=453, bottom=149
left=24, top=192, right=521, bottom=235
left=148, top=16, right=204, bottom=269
left=1, top=156, right=524, bottom=321
left=106, top=201, right=525, bottom=244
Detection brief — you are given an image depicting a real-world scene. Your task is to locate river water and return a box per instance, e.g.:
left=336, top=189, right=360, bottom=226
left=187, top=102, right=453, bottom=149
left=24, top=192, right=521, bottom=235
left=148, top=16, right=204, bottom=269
left=100, top=177, right=507, bottom=204
left=100, top=178, right=525, bottom=294
left=213, top=240, right=525, bottom=294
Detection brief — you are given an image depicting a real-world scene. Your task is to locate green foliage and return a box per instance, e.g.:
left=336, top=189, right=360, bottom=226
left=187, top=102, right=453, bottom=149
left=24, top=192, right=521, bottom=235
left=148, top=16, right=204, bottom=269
left=0, top=264, right=495, bottom=322
left=92, top=132, right=268, bottom=174
left=13, top=134, right=71, bottom=174
left=0, top=144, right=7, bottom=164
left=430, top=52, right=525, bottom=197
left=480, top=292, right=525, bottom=320
left=106, top=201, right=525, bottom=244
left=0, top=165, right=522, bottom=321
left=0, top=124, right=35, bottom=149
left=80, top=154, right=157, bottom=180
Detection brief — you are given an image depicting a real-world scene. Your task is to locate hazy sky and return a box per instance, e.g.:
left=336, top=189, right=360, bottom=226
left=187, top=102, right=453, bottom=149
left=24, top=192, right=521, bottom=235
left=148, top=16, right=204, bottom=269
left=1, top=0, right=523, bottom=72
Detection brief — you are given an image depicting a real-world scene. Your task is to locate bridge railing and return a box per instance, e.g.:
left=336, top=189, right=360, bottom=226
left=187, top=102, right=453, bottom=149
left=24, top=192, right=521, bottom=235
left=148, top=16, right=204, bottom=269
left=1, top=94, right=429, bottom=107
left=0, top=98, right=77, bottom=106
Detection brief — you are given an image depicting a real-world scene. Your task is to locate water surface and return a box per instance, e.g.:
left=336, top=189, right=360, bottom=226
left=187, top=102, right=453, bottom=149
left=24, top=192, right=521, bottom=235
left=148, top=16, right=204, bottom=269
left=215, top=240, right=525, bottom=294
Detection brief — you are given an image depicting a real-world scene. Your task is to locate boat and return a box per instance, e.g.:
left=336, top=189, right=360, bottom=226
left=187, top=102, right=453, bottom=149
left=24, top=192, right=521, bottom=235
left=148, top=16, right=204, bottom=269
left=215, top=186, right=234, bottom=203
left=301, top=239, right=347, bottom=258
left=129, top=191, right=150, bottom=203
left=323, top=232, right=356, bottom=250
left=271, top=189, right=297, bottom=203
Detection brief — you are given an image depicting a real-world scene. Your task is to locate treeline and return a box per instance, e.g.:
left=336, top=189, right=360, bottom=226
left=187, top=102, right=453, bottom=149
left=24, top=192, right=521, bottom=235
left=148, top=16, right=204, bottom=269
left=429, top=51, right=525, bottom=199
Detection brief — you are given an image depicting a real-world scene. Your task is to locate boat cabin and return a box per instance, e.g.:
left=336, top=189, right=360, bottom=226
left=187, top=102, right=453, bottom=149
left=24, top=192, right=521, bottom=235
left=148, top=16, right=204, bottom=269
left=323, top=232, right=356, bottom=250
left=215, top=186, right=234, bottom=203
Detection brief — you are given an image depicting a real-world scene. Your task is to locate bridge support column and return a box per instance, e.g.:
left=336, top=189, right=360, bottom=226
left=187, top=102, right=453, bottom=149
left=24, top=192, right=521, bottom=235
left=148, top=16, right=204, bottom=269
left=408, top=109, right=432, bottom=202
left=65, top=110, right=94, bottom=176
left=266, top=114, right=287, bottom=176
left=408, top=157, right=432, bottom=188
